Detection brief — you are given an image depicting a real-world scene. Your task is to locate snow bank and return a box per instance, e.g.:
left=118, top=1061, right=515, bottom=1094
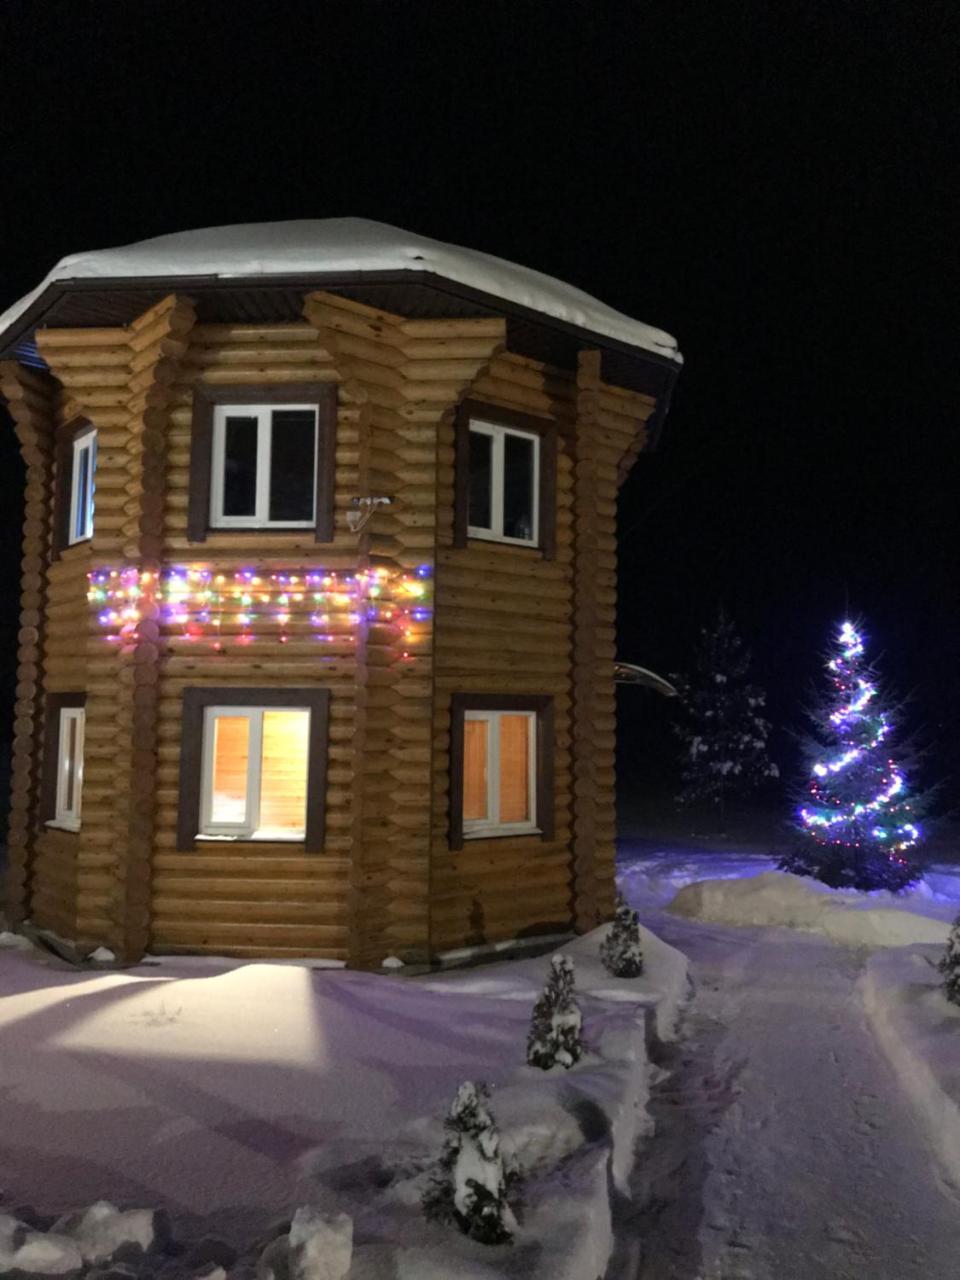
left=0, top=1202, right=162, bottom=1276
left=0, top=218, right=681, bottom=362
left=669, top=869, right=954, bottom=947
left=860, top=946, right=960, bottom=1185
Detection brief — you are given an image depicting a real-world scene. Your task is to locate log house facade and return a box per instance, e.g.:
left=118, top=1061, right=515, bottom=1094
left=0, top=223, right=680, bottom=965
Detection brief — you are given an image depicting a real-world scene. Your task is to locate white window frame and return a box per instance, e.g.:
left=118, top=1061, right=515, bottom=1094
left=68, top=430, right=97, bottom=545
left=463, top=709, right=538, bottom=839
left=467, top=419, right=540, bottom=547
left=199, top=705, right=310, bottom=841
left=210, top=404, right=318, bottom=530
left=51, top=707, right=85, bottom=831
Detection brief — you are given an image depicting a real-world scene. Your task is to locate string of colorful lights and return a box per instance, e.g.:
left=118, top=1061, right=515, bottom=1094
left=87, top=564, right=432, bottom=654
left=798, top=619, right=919, bottom=857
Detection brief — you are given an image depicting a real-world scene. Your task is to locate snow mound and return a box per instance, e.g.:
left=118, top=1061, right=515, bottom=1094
left=0, top=1201, right=160, bottom=1277
left=0, top=218, right=681, bottom=361
left=669, top=870, right=952, bottom=947
left=860, top=946, right=960, bottom=1185
left=0, top=929, right=32, bottom=949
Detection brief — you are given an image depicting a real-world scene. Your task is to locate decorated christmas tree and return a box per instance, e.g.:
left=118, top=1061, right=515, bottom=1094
left=780, top=619, right=923, bottom=892
left=600, top=895, right=644, bottom=978
left=939, top=915, right=960, bottom=1006
left=421, top=1081, right=519, bottom=1245
left=527, top=954, right=583, bottom=1070
left=672, top=606, right=779, bottom=825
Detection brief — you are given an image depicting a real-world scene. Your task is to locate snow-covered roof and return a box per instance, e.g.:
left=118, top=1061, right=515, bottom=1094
left=0, top=218, right=681, bottom=364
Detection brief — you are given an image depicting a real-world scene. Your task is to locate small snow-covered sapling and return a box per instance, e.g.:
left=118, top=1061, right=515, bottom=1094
left=939, top=914, right=960, bottom=1006
left=600, top=896, right=644, bottom=978
left=422, top=1081, right=519, bottom=1245
left=527, top=953, right=583, bottom=1070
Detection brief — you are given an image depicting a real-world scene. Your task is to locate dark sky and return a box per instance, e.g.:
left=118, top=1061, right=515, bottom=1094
left=1, top=1, right=957, bottom=803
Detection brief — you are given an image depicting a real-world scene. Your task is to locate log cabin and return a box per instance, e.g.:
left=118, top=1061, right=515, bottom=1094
left=0, top=219, right=681, bottom=966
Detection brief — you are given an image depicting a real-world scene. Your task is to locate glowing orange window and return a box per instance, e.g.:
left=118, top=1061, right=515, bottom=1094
left=463, top=710, right=536, bottom=837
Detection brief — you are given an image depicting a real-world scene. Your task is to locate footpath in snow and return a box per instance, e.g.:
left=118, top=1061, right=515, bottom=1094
left=611, top=841, right=960, bottom=1280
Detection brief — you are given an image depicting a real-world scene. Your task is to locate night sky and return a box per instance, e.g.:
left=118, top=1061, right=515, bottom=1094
left=1, top=2, right=957, bottom=812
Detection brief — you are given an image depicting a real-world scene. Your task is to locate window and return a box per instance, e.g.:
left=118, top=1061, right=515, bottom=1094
left=177, top=688, right=330, bottom=850
left=211, top=404, right=317, bottom=529
left=69, top=431, right=97, bottom=544
left=201, top=706, right=310, bottom=839
left=454, top=401, right=556, bottom=556
left=188, top=385, right=337, bottom=542
left=449, top=694, right=555, bottom=848
left=42, top=695, right=86, bottom=831
left=54, top=422, right=96, bottom=553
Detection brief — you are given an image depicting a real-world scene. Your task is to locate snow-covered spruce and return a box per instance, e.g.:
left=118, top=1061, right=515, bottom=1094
left=939, top=914, right=960, bottom=1006
left=527, top=954, right=583, bottom=1070
left=671, top=605, right=778, bottom=825
left=422, top=1081, right=520, bottom=1245
left=600, top=897, right=644, bottom=978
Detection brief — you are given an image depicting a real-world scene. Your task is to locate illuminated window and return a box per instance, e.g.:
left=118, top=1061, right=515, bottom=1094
left=462, top=709, right=538, bottom=838
left=52, top=706, right=85, bottom=830
left=210, top=404, right=318, bottom=529
left=200, top=706, right=310, bottom=839
left=68, top=430, right=97, bottom=545
left=468, top=418, right=539, bottom=546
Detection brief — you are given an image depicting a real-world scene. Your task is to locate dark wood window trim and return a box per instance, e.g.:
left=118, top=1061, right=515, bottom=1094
left=40, top=692, right=86, bottom=824
left=187, top=383, right=337, bottom=544
left=52, top=419, right=96, bottom=557
left=176, top=686, right=330, bottom=853
left=453, top=399, right=557, bottom=559
left=449, top=693, right=555, bottom=851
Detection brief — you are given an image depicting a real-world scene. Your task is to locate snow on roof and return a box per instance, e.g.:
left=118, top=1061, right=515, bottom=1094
left=0, top=217, right=681, bottom=363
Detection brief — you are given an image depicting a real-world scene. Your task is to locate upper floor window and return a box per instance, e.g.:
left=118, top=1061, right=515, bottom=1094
left=187, top=385, right=337, bottom=543
left=68, top=429, right=97, bottom=545
left=177, top=687, right=330, bottom=851
left=54, top=422, right=96, bottom=554
left=211, top=404, right=317, bottom=529
left=468, top=419, right=540, bottom=546
left=454, top=401, right=556, bottom=558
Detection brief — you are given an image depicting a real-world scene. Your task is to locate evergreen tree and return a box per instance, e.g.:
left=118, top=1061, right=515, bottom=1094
left=600, top=895, right=644, bottom=977
left=527, top=954, right=583, bottom=1070
left=780, top=618, right=923, bottom=892
left=672, top=606, right=779, bottom=823
left=939, top=915, right=960, bottom=1006
left=422, top=1081, right=519, bottom=1245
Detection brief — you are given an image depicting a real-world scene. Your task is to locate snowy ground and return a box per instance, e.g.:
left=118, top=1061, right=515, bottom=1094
left=0, top=923, right=687, bottom=1279
left=611, top=838, right=960, bottom=1279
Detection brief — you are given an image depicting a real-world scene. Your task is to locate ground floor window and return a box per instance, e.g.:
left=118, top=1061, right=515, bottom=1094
left=178, top=688, right=330, bottom=851
left=42, top=693, right=86, bottom=831
left=450, top=694, right=554, bottom=848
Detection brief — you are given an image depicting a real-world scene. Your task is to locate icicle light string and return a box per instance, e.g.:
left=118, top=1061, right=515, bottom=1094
left=800, top=620, right=920, bottom=858
left=87, top=565, right=432, bottom=655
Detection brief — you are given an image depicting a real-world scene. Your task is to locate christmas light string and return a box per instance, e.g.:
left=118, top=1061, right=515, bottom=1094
left=87, top=564, right=432, bottom=656
left=799, top=620, right=920, bottom=857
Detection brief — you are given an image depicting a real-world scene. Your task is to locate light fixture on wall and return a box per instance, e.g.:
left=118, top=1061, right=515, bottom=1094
left=346, top=496, right=393, bottom=533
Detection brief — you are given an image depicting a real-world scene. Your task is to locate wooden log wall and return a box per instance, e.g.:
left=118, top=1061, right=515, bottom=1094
left=304, top=292, right=505, bottom=966
left=0, top=364, right=60, bottom=931
left=431, top=351, right=578, bottom=951
left=151, top=319, right=353, bottom=959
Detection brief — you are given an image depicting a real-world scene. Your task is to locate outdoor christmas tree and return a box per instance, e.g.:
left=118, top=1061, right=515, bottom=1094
left=939, top=915, right=960, bottom=1006
left=780, top=619, right=923, bottom=892
left=422, top=1081, right=519, bottom=1245
left=600, top=895, right=644, bottom=977
left=672, top=606, right=779, bottom=824
left=526, top=954, right=583, bottom=1070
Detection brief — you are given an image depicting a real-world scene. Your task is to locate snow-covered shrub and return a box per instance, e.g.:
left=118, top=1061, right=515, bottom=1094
left=600, top=898, right=644, bottom=978
left=422, top=1081, right=519, bottom=1245
left=527, top=953, right=583, bottom=1070
left=940, top=914, right=960, bottom=1005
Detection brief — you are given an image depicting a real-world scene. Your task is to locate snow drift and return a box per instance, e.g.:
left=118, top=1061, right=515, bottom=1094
left=668, top=869, right=952, bottom=947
